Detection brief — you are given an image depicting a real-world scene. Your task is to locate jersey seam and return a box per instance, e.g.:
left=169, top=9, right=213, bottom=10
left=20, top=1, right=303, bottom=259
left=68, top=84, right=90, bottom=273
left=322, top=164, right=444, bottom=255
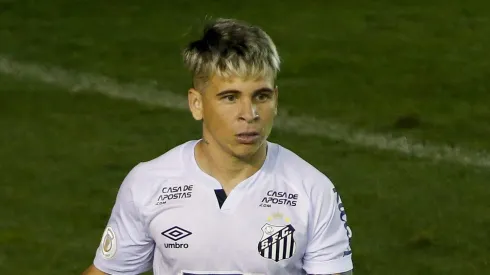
left=129, top=163, right=152, bottom=240
left=320, top=187, right=336, bottom=237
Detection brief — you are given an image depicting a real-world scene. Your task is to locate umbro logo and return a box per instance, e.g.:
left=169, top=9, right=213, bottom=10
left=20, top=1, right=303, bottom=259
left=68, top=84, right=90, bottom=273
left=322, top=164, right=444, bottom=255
left=162, top=226, right=192, bottom=248
left=162, top=226, right=192, bottom=241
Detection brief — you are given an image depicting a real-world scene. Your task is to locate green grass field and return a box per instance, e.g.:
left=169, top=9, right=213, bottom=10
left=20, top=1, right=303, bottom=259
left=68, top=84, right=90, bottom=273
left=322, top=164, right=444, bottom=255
left=1, top=1, right=490, bottom=274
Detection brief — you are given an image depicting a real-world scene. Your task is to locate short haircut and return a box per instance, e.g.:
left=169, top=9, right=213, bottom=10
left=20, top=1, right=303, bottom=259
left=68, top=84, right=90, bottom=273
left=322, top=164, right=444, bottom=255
left=183, top=18, right=281, bottom=89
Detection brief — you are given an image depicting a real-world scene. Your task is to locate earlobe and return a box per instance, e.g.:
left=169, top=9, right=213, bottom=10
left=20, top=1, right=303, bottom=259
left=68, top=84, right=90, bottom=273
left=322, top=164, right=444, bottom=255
left=188, top=88, right=203, bottom=121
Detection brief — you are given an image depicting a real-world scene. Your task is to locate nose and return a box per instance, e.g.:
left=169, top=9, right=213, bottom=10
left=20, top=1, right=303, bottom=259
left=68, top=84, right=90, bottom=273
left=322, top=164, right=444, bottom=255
left=239, top=99, right=259, bottom=123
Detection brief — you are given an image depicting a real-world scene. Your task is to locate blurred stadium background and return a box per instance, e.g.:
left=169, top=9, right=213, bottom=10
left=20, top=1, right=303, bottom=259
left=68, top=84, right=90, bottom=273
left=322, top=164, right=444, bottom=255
left=1, top=0, right=490, bottom=274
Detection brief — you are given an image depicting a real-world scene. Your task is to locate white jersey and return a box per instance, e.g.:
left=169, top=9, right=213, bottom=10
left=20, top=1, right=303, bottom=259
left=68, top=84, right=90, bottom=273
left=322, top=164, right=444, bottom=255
left=93, top=140, right=353, bottom=275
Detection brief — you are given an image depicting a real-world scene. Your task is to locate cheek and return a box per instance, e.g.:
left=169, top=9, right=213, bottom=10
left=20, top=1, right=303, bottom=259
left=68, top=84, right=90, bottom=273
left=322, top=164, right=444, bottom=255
left=259, top=105, right=277, bottom=120
left=204, top=106, right=234, bottom=129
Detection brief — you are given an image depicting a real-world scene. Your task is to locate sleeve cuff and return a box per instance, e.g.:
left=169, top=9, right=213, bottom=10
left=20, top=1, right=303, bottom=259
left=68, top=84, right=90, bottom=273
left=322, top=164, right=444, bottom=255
left=303, top=255, right=353, bottom=274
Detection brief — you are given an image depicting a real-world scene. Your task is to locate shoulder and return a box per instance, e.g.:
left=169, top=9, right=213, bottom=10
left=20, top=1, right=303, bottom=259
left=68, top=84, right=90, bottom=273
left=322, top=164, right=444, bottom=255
left=269, top=141, right=337, bottom=200
left=119, top=140, right=197, bottom=201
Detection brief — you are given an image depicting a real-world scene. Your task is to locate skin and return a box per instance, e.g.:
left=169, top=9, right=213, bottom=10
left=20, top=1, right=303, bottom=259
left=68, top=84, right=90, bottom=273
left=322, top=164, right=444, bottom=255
left=188, top=74, right=278, bottom=194
left=82, top=75, right=353, bottom=275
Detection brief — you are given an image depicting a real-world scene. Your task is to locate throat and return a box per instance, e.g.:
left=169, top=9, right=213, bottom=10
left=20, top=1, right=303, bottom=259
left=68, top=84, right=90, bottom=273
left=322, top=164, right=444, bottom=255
left=195, top=139, right=267, bottom=191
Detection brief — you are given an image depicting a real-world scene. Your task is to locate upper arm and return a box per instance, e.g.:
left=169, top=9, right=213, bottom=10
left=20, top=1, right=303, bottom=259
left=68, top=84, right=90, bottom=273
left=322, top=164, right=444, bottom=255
left=91, top=165, right=155, bottom=274
left=82, top=264, right=108, bottom=275
left=303, top=176, right=353, bottom=274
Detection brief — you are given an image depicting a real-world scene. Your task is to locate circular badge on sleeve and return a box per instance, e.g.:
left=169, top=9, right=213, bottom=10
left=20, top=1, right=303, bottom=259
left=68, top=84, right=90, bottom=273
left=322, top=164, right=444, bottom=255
left=100, top=226, right=117, bottom=259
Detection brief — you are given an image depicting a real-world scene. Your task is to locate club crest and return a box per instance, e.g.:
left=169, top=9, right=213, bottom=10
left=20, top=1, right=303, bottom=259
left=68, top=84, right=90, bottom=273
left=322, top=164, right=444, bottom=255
left=257, top=223, right=296, bottom=262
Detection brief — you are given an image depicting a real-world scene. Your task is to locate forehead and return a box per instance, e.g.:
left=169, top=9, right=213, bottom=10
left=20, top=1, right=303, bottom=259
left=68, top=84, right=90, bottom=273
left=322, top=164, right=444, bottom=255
left=206, top=75, right=274, bottom=94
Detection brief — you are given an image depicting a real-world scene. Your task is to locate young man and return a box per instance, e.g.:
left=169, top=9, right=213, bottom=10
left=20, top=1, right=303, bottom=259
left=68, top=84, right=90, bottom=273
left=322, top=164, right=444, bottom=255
left=83, top=18, right=353, bottom=275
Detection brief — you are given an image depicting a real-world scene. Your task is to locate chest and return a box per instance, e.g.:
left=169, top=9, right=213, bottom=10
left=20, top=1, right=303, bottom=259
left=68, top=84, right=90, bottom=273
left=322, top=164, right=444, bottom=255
left=144, top=182, right=309, bottom=274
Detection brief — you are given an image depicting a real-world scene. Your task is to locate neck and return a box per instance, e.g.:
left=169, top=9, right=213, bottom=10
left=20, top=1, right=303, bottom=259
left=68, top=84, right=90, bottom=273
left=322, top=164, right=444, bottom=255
left=195, top=138, right=267, bottom=191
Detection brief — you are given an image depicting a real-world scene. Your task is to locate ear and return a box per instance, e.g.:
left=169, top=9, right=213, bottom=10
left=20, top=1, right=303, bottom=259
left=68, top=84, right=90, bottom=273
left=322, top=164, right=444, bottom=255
left=273, top=85, right=279, bottom=116
left=188, top=88, right=203, bottom=121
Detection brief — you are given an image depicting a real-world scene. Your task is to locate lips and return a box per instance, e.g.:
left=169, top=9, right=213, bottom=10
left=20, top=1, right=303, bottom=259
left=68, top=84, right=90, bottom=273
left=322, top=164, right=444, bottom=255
left=235, top=131, right=261, bottom=144
left=236, top=131, right=260, bottom=136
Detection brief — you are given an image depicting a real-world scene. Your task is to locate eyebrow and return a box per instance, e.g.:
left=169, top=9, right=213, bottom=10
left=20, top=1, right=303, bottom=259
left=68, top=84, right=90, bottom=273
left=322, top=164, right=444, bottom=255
left=216, top=87, right=275, bottom=97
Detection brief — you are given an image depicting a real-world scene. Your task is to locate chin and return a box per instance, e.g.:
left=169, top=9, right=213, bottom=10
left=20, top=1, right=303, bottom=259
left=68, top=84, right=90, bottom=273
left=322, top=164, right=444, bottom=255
left=230, top=141, right=265, bottom=160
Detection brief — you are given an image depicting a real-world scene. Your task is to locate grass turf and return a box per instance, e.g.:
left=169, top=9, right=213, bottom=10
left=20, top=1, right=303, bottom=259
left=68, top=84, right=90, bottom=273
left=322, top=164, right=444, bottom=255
left=1, top=1, right=490, bottom=274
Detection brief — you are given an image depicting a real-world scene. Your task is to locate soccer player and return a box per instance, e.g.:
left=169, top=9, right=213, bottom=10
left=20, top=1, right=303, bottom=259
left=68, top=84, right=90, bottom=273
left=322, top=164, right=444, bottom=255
left=83, top=18, right=353, bottom=275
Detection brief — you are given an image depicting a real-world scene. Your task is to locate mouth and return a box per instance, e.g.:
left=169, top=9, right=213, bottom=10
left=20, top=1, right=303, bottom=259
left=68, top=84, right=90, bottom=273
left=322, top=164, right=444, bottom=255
left=235, top=131, right=261, bottom=144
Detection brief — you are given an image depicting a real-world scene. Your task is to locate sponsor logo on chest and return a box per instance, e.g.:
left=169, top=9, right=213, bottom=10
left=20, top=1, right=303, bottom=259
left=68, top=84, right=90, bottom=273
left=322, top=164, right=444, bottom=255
left=161, top=226, right=192, bottom=249
left=259, top=190, right=298, bottom=208
left=155, top=184, right=194, bottom=205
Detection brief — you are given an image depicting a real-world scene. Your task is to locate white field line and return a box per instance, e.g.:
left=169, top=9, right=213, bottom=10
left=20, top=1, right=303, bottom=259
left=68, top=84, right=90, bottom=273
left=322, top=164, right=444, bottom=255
left=1, top=55, right=489, bottom=169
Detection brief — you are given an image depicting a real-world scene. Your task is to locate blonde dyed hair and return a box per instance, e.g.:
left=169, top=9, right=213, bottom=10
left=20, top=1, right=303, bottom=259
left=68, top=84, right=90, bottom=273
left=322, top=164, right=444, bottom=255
left=183, top=18, right=281, bottom=89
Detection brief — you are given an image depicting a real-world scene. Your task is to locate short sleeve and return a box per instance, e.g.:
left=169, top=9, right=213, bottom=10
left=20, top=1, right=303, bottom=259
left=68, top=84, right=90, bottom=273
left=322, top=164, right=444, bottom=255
left=93, top=165, right=155, bottom=274
left=303, top=178, right=353, bottom=274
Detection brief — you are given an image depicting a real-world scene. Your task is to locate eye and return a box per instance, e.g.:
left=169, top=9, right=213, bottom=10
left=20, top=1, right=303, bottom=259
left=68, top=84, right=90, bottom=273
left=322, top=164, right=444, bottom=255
left=256, top=93, right=272, bottom=102
left=222, top=94, right=236, bottom=102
